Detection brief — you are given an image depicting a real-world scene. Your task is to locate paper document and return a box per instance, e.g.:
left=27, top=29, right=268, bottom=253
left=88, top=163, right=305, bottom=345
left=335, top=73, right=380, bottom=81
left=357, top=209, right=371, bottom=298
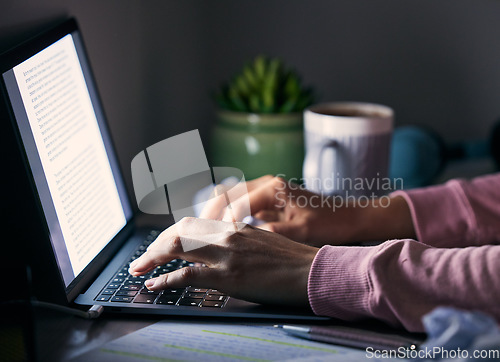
left=75, top=321, right=366, bottom=361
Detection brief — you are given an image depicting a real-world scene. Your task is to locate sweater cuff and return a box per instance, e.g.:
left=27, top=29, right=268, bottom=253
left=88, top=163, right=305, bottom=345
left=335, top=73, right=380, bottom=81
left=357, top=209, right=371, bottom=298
left=391, top=180, right=474, bottom=247
left=308, top=245, right=373, bottom=320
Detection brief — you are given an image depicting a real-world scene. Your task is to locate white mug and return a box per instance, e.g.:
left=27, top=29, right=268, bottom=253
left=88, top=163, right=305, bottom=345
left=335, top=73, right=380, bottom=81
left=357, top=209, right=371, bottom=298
left=303, top=102, right=394, bottom=197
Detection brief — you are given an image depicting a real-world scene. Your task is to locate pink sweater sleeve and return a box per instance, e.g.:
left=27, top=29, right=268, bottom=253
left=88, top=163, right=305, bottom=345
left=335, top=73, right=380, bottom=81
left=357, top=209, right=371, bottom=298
left=392, top=173, right=500, bottom=247
left=308, top=173, right=500, bottom=332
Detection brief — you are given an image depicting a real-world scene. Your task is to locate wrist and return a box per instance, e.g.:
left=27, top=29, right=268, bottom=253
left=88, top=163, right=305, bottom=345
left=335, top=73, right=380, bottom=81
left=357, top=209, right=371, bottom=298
left=354, top=196, right=416, bottom=242
left=296, top=247, right=320, bottom=307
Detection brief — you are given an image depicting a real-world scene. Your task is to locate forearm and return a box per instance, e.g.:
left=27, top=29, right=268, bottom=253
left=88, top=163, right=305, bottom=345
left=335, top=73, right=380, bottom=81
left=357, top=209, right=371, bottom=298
left=308, top=241, right=500, bottom=332
left=351, top=196, right=416, bottom=243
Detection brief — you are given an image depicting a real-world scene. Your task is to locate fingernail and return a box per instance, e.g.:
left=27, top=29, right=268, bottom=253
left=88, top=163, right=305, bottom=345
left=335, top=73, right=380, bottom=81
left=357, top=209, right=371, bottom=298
left=145, top=279, right=155, bottom=289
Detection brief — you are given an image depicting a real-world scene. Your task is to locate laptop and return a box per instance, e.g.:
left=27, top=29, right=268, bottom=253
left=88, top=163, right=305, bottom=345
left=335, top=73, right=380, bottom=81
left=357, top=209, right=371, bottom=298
left=0, top=18, right=326, bottom=320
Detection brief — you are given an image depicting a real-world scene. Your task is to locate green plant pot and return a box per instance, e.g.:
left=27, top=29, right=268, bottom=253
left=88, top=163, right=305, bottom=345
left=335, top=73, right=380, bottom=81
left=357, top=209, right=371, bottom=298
left=210, top=110, right=305, bottom=181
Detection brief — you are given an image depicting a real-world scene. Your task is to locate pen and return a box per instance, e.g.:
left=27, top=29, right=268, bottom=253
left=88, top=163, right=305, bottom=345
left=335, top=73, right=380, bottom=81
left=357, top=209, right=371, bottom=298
left=274, top=325, right=420, bottom=351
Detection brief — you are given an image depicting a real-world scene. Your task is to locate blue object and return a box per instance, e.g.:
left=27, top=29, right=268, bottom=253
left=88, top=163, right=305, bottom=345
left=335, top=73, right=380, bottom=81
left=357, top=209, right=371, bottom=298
left=390, top=126, right=445, bottom=189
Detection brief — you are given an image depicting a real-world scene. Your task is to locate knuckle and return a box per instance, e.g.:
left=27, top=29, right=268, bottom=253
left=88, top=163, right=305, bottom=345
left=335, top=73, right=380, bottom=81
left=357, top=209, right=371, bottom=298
left=226, top=229, right=241, bottom=241
left=179, top=266, right=197, bottom=282
left=156, top=273, right=168, bottom=288
left=224, top=229, right=245, bottom=248
left=167, top=236, right=183, bottom=254
left=224, top=233, right=237, bottom=246
left=271, top=176, right=287, bottom=189
left=225, top=257, right=244, bottom=280
left=172, top=235, right=183, bottom=248
left=179, top=216, right=195, bottom=225
left=272, top=175, right=285, bottom=183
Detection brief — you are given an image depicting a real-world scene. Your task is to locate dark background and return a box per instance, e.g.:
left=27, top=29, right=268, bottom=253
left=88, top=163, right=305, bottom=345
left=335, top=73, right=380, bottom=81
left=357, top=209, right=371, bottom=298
left=2, top=0, right=500, bottom=195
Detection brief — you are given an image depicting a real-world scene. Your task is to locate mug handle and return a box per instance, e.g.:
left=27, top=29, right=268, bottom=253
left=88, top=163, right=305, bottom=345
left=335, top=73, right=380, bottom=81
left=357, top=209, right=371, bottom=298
left=304, top=139, right=338, bottom=193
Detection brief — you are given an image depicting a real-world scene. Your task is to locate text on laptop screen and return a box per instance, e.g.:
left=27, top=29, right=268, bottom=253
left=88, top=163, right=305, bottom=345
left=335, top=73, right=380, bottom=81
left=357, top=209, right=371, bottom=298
left=2, top=32, right=131, bottom=286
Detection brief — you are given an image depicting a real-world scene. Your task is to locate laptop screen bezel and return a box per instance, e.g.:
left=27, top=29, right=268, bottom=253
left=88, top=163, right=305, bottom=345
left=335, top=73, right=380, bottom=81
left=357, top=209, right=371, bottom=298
left=0, top=18, right=136, bottom=302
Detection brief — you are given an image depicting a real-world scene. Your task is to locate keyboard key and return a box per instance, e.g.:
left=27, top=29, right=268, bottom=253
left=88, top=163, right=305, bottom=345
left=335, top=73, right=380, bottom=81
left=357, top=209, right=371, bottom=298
left=112, top=277, right=125, bottom=283
left=156, top=295, right=180, bottom=305
left=121, top=285, right=141, bottom=291
left=201, top=301, right=224, bottom=308
left=129, top=275, right=148, bottom=281
left=184, top=292, right=206, bottom=299
left=208, top=289, right=224, bottom=295
left=96, top=295, right=111, bottom=302
left=205, top=294, right=226, bottom=302
left=162, top=289, right=184, bottom=295
left=125, top=280, right=144, bottom=286
left=111, top=296, right=133, bottom=303
left=100, top=289, right=116, bottom=295
left=187, top=287, right=208, bottom=293
left=153, top=266, right=168, bottom=273
left=178, top=298, right=201, bottom=307
left=115, top=290, right=138, bottom=297
left=156, top=299, right=176, bottom=305
left=133, top=294, right=157, bottom=304
left=140, top=288, right=159, bottom=295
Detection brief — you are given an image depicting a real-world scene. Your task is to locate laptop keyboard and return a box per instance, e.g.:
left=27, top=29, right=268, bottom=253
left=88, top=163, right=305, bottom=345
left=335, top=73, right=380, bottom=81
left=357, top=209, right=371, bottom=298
left=94, top=230, right=228, bottom=308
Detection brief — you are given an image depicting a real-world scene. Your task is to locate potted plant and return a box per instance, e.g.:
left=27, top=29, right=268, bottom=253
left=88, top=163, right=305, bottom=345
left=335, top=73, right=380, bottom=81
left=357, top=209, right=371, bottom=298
left=210, top=55, right=314, bottom=180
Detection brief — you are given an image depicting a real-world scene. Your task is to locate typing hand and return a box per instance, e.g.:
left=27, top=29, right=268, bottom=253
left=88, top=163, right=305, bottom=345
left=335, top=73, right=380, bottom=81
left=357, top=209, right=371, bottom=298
left=200, top=175, right=361, bottom=247
left=128, top=217, right=318, bottom=307
left=200, top=175, right=416, bottom=246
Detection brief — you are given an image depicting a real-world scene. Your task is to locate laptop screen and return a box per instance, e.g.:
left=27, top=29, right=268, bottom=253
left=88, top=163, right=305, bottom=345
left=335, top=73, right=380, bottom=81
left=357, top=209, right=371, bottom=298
left=1, top=24, right=133, bottom=288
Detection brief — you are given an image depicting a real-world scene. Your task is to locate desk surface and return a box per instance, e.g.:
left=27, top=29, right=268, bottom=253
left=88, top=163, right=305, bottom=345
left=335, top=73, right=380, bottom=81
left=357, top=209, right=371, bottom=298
left=34, top=308, right=422, bottom=361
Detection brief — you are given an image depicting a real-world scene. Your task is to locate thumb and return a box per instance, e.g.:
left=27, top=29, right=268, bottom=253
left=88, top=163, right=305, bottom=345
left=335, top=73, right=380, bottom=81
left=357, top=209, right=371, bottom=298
left=144, top=267, right=220, bottom=291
